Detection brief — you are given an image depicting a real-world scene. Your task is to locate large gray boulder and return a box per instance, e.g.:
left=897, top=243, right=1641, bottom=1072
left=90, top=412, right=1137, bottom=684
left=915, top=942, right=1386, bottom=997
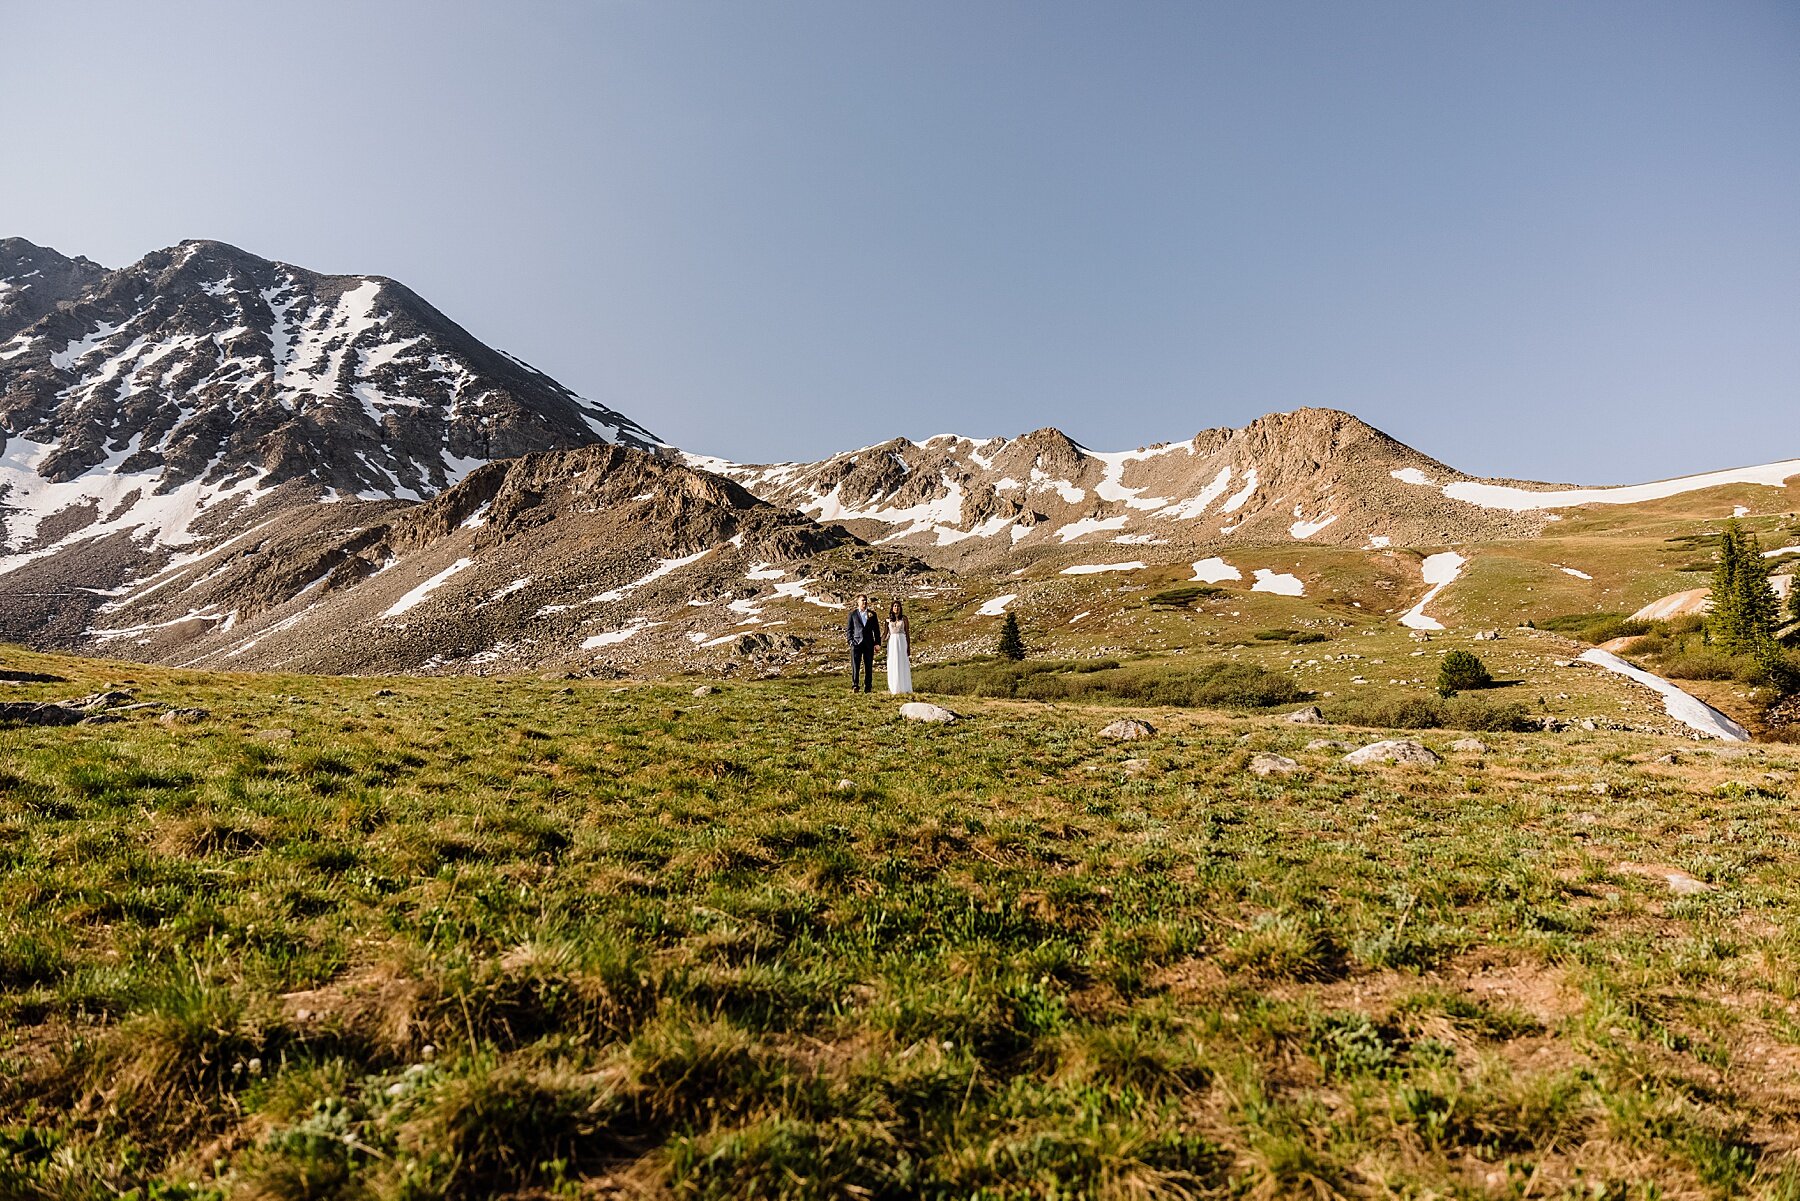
left=1249, top=753, right=1300, bottom=776
left=1099, top=718, right=1155, bottom=741
left=1284, top=706, right=1326, bottom=725
left=1343, top=739, right=1441, bottom=767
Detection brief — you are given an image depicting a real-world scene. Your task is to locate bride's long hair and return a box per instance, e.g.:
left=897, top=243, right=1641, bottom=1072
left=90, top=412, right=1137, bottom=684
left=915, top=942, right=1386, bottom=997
left=888, top=598, right=905, bottom=625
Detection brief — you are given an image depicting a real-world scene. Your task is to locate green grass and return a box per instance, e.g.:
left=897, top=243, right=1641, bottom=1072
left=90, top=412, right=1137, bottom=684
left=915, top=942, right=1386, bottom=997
left=914, top=657, right=1309, bottom=708
left=5, top=645, right=1800, bottom=1197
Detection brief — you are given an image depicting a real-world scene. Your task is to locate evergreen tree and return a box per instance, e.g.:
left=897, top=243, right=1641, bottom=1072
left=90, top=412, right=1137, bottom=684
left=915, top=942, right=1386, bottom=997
left=1436, top=649, right=1493, bottom=697
left=1790, top=569, right=1800, bottom=627
left=1707, top=519, right=1780, bottom=654
left=996, top=613, right=1026, bottom=661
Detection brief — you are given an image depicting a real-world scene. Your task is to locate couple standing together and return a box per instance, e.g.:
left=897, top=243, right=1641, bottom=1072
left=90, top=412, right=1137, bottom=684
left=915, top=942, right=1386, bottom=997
left=845, top=594, right=912, bottom=694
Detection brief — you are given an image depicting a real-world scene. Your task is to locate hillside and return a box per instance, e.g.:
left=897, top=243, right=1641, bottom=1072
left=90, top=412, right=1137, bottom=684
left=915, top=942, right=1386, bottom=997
left=0, top=237, right=665, bottom=645
left=4, top=647, right=1800, bottom=1196
left=693, top=409, right=1553, bottom=564
left=70, top=443, right=926, bottom=676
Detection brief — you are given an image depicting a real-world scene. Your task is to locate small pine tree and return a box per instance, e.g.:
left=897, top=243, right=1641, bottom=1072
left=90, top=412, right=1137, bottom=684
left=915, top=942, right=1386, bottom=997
left=996, top=612, right=1026, bottom=661
left=1789, top=570, right=1800, bottom=627
left=1707, top=519, right=1780, bottom=654
left=1436, top=649, right=1492, bottom=697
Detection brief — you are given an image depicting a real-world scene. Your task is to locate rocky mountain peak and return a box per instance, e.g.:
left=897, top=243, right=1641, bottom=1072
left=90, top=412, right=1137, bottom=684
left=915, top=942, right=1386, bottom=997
left=0, top=238, right=109, bottom=343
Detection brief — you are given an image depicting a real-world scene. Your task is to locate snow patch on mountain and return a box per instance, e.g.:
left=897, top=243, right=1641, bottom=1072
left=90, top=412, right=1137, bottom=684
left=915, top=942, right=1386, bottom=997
left=1399, top=552, right=1466, bottom=630
left=1251, top=569, right=1304, bottom=596
left=1190, top=556, right=1241, bottom=583
left=1578, top=648, right=1750, bottom=741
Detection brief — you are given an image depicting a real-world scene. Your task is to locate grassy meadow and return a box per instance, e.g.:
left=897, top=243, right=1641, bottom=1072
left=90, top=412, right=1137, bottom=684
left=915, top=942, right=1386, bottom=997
left=5, top=643, right=1800, bottom=1199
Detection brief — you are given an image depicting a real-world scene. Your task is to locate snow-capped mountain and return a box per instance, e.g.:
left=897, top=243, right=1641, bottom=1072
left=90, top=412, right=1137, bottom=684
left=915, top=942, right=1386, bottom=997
left=0, top=238, right=108, bottom=344
left=691, top=408, right=1548, bottom=563
left=0, top=237, right=664, bottom=641
left=75, top=443, right=920, bottom=675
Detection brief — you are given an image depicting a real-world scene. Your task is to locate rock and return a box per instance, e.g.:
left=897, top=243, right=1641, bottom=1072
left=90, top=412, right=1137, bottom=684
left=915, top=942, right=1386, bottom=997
left=1655, top=751, right=1682, bottom=765
left=1283, top=706, right=1326, bottom=725
left=1099, top=718, right=1155, bottom=741
left=1304, top=738, right=1352, bottom=751
left=1249, top=753, right=1299, bottom=776
left=253, top=728, right=296, bottom=743
left=900, top=702, right=959, bottom=724
left=158, top=707, right=209, bottom=727
left=1579, top=718, right=1598, bottom=731
left=1343, top=739, right=1440, bottom=767
left=1121, top=757, right=1152, bottom=775
left=373, top=688, right=395, bottom=697
left=692, top=685, right=716, bottom=697
left=0, top=701, right=88, bottom=727
left=1474, top=629, right=1502, bottom=641
left=834, top=778, right=855, bottom=792
left=59, top=689, right=135, bottom=711
left=1450, top=737, right=1489, bottom=754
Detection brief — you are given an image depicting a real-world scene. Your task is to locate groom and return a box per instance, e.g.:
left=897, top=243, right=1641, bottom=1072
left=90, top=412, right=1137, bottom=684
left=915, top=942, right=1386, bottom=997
left=846, top=594, right=882, bottom=693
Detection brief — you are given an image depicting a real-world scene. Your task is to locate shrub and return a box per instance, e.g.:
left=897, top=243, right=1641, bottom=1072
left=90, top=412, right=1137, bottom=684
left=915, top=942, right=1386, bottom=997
left=1145, top=586, right=1223, bottom=608
left=1659, top=651, right=1737, bottom=681
left=1325, top=695, right=1534, bottom=733
left=1533, top=613, right=1650, bottom=645
left=913, top=658, right=1307, bottom=710
left=1436, top=650, right=1493, bottom=697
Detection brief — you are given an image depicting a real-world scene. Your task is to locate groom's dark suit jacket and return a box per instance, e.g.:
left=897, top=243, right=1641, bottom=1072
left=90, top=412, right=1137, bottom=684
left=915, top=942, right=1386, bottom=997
left=846, top=608, right=882, bottom=647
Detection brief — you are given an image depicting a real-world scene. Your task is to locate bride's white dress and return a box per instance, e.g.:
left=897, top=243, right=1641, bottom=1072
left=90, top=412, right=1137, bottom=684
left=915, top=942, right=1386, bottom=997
left=887, top=619, right=912, bottom=694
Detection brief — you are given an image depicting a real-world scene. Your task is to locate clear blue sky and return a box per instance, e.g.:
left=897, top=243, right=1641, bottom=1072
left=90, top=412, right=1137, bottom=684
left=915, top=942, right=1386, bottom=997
left=3, top=1, right=1796, bottom=481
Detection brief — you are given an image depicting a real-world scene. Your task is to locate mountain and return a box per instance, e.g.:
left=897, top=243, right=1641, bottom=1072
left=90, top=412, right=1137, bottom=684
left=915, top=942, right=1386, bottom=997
left=690, top=408, right=1550, bottom=565
left=0, top=237, right=665, bottom=641
left=0, top=238, right=108, bottom=343
left=72, top=443, right=922, bottom=675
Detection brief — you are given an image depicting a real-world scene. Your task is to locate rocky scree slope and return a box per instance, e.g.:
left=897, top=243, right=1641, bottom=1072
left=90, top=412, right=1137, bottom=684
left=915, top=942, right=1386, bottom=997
left=694, top=408, right=1548, bottom=566
left=75, top=443, right=923, bottom=676
left=0, top=237, right=665, bottom=641
left=0, top=238, right=108, bottom=344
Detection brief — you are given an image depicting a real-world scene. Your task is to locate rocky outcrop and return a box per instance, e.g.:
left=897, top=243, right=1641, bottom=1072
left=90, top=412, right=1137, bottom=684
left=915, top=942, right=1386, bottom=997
left=70, top=443, right=927, bottom=676
left=700, top=408, right=1547, bottom=567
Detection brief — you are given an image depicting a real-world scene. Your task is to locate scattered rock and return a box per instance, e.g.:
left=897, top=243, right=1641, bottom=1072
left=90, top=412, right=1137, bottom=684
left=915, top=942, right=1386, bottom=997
left=1655, top=752, right=1682, bottom=765
left=1283, top=706, right=1325, bottom=725
left=373, top=688, right=395, bottom=697
left=60, top=690, right=136, bottom=711
left=1249, top=753, right=1299, bottom=776
left=1579, top=718, right=1598, bottom=732
left=0, top=701, right=88, bottom=727
left=1450, top=737, right=1489, bottom=754
left=1474, top=629, right=1502, bottom=641
left=900, top=702, right=959, bottom=725
left=692, top=685, right=716, bottom=697
left=253, top=728, right=296, bottom=743
left=0, top=669, right=65, bottom=683
left=1619, top=863, right=1717, bottom=896
left=1343, top=739, right=1440, bottom=767
left=1304, top=738, right=1352, bottom=751
left=1099, top=718, right=1155, bottom=741
left=834, top=778, right=855, bottom=792
left=1121, top=757, right=1152, bottom=775
left=158, top=707, right=210, bottom=727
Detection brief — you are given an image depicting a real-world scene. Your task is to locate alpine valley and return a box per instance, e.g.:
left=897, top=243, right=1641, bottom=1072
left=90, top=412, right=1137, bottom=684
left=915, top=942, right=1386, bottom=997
left=4, top=237, right=1798, bottom=733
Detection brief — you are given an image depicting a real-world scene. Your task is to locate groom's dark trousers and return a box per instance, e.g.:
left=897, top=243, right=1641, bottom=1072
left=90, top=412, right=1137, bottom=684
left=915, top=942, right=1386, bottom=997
left=846, top=608, right=881, bottom=692
left=851, top=640, right=876, bottom=692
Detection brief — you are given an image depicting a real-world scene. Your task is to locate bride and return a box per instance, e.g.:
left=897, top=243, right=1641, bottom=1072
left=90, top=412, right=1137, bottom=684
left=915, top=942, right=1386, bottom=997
left=886, top=599, right=913, bottom=694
